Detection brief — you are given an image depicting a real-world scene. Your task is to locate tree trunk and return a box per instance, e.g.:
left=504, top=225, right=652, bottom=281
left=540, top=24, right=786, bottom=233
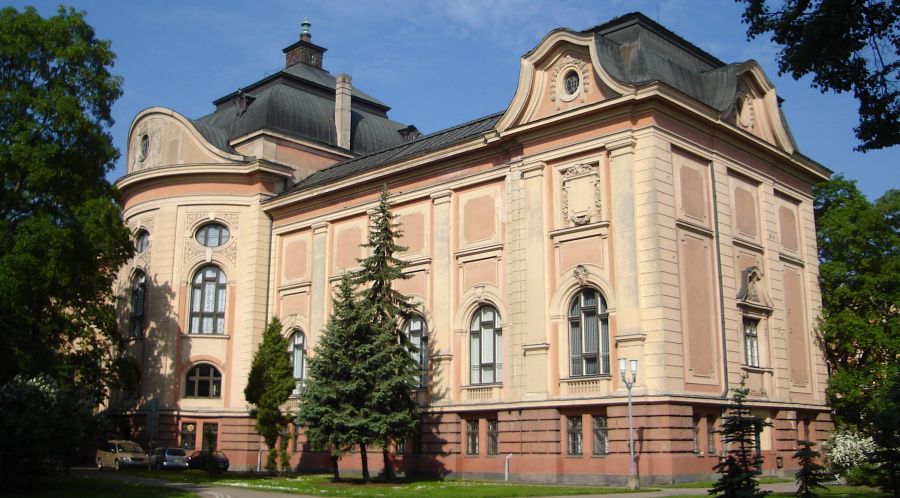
left=330, top=454, right=340, bottom=481
left=359, top=442, right=369, bottom=482
left=382, top=444, right=393, bottom=482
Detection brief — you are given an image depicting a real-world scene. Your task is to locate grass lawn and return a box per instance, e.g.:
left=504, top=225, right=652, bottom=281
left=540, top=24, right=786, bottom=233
left=660, top=476, right=792, bottom=488
left=665, top=485, right=886, bottom=498
left=5, top=475, right=198, bottom=498
left=124, top=470, right=648, bottom=497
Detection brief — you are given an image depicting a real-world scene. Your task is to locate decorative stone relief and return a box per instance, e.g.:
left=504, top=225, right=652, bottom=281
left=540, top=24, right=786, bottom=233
left=550, top=54, right=591, bottom=109
left=737, top=266, right=772, bottom=311
left=182, top=211, right=239, bottom=272
left=573, top=265, right=589, bottom=286
left=561, top=163, right=602, bottom=226
left=735, top=92, right=755, bottom=131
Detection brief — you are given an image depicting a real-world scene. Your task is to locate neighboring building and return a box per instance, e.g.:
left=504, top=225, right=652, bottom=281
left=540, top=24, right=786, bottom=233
left=113, top=13, right=831, bottom=483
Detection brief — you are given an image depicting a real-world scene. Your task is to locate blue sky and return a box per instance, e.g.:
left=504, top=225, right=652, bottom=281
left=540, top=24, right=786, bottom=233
left=10, top=0, right=899, bottom=200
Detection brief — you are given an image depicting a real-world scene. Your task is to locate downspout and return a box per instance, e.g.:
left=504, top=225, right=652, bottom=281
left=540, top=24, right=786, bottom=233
left=708, top=162, right=730, bottom=397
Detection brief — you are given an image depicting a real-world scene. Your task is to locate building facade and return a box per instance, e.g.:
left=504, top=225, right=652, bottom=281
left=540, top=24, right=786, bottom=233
left=113, top=13, right=831, bottom=483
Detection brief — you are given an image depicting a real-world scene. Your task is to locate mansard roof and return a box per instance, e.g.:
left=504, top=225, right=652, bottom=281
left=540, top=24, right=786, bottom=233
left=190, top=62, right=408, bottom=156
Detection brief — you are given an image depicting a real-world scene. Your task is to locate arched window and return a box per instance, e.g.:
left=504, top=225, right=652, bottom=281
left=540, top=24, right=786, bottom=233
left=289, top=330, right=306, bottom=394
left=470, top=306, right=502, bottom=385
left=189, top=265, right=226, bottom=335
left=195, top=223, right=230, bottom=248
left=130, top=271, right=147, bottom=338
left=185, top=364, right=222, bottom=398
left=568, top=289, right=610, bottom=376
left=135, top=229, right=150, bottom=253
left=403, top=316, right=428, bottom=388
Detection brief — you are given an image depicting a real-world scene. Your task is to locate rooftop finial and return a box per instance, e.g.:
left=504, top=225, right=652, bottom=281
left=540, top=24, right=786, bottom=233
left=300, top=17, right=311, bottom=41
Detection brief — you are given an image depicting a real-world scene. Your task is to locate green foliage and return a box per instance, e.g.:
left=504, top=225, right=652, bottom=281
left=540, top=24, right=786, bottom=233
left=297, top=274, right=375, bottom=480
left=813, top=177, right=899, bottom=494
left=794, top=440, right=829, bottom=498
left=0, top=376, right=110, bottom=489
left=0, top=6, right=133, bottom=400
left=738, top=0, right=899, bottom=151
left=709, top=379, right=771, bottom=497
left=245, top=318, right=295, bottom=473
left=354, top=186, right=421, bottom=479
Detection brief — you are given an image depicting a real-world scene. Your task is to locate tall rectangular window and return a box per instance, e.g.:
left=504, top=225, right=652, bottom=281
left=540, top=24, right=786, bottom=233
left=487, top=419, right=499, bottom=455
left=592, top=416, right=608, bottom=455
left=180, top=422, right=196, bottom=451
left=466, top=420, right=479, bottom=455
left=692, top=416, right=701, bottom=453
left=744, top=318, right=760, bottom=367
left=707, top=415, right=717, bottom=455
left=567, top=416, right=583, bottom=455
left=202, top=423, right=218, bottom=452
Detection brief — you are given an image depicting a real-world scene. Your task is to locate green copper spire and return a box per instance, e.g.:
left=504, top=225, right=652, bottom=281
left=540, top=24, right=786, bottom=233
left=300, top=17, right=311, bottom=39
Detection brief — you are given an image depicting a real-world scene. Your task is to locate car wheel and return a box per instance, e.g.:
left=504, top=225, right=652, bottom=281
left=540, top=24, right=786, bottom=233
left=96, top=458, right=103, bottom=471
left=114, top=459, right=120, bottom=471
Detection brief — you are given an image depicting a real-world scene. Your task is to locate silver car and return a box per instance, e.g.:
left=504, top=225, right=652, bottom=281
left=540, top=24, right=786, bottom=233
left=149, top=447, right=189, bottom=470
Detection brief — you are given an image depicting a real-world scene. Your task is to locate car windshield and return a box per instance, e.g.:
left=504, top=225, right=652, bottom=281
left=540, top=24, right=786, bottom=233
left=118, top=442, right=143, bottom=453
left=167, top=449, right=186, bottom=456
left=214, top=452, right=227, bottom=458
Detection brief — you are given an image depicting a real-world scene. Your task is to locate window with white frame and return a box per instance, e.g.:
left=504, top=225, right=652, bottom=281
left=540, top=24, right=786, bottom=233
left=568, top=289, right=610, bottom=376
left=743, top=317, right=760, bottom=367
left=130, top=271, right=147, bottom=338
left=185, top=364, right=222, bottom=398
left=469, top=306, right=502, bottom=384
left=189, top=265, right=226, bottom=334
left=403, top=316, right=428, bottom=388
left=289, top=329, right=306, bottom=394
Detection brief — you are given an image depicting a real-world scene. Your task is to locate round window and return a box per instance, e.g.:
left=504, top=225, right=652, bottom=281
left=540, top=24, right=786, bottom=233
left=135, top=229, right=150, bottom=253
left=195, top=223, right=230, bottom=248
left=139, top=134, right=150, bottom=161
left=564, top=70, right=580, bottom=96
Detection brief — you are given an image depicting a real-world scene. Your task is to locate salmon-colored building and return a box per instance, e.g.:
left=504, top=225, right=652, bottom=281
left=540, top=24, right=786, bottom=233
left=113, top=13, right=831, bottom=483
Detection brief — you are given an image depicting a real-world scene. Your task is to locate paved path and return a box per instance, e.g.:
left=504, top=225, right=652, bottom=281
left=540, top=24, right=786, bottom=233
left=74, top=467, right=799, bottom=498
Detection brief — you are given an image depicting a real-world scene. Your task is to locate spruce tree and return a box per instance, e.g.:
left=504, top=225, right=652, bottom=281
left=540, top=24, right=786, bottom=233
left=355, top=187, right=421, bottom=480
left=296, top=274, right=376, bottom=481
left=709, top=378, right=771, bottom=497
left=245, top=317, right=295, bottom=473
left=794, top=440, right=829, bottom=498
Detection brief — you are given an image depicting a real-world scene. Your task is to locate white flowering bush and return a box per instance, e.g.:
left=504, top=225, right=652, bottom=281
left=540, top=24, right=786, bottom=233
left=823, top=429, right=879, bottom=472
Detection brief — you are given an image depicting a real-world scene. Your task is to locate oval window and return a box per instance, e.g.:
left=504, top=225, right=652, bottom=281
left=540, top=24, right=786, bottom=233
left=135, top=229, right=150, bottom=253
left=195, top=223, right=230, bottom=248
left=139, top=134, right=150, bottom=161
left=564, top=70, right=580, bottom=96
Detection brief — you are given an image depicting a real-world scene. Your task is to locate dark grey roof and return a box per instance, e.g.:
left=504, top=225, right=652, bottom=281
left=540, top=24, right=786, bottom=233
left=279, top=112, right=503, bottom=195
left=587, top=12, right=738, bottom=112
left=189, top=64, right=406, bottom=155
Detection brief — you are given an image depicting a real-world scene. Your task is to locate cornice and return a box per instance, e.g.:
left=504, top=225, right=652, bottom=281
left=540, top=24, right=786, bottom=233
left=116, top=159, right=295, bottom=192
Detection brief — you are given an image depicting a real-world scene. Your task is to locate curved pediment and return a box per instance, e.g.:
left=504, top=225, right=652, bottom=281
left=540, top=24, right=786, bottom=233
left=723, top=62, right=797, bottom=154
left=496, top=29, right=631, bottom=132
left=126, top=107, right=246, bottom=174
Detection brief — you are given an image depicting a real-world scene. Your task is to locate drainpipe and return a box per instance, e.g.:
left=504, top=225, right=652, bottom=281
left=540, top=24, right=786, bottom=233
left=505, top=454, right=512, bottom=481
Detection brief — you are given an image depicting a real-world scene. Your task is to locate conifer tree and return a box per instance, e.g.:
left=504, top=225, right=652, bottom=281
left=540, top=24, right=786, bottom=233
left=296, top=274, right=376, bottom=481
left=245, top=317, right=295, bottom=473
left=794, top=440, right=829, bottom=498
left=709, top=377, right=771, bottom=498
left=355, top=187, right=421, bottom=480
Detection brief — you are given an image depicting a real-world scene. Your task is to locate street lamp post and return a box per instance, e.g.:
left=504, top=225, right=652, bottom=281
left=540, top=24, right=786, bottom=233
left=619, top=358, right=639, bottom=490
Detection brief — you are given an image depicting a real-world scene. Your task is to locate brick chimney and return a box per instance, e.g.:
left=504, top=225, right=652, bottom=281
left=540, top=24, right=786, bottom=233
left=334, top=74, right=352, bottom=149
left=283, top=18, right=326, bottom=69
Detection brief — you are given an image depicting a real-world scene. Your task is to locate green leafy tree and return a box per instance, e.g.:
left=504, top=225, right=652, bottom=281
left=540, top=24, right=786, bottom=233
left=0, top=6, right=133, bottom=399
left=297, top=274, right=376, bottom=481
left=794, top=440, right=829, bottom=498
left=355, top=187, right=421, bottom=481
left=245, top=317, right=295, bottom=473
left=814, top=177, right=900, bottom=493
left=737, top=0, right=899, bottom=151
left=710, top=378, right=771, bottom=498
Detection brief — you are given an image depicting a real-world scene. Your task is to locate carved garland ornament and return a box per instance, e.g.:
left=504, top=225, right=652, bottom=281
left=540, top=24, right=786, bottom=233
left=561, top=163, right=602, bottom=226
left=550, top=54, right=591, bottom=109
left=182, top=211, right=240, bottom=271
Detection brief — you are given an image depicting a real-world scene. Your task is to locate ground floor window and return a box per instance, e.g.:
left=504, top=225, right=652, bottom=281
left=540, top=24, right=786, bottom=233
left=707, top=415, right=718, bottom=455
left=692, top=416, right=701, bottom=453
left=487, top=419, right=499, bottom=455
left=466, top=420, right=479, bottom=455
left=180, top=422, right=196, bottom=451
left=592, top=415, right=608, bottom=455
left=202, top=422, right=218, bottom=452
left=567, top=416, right=583, bottom=455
